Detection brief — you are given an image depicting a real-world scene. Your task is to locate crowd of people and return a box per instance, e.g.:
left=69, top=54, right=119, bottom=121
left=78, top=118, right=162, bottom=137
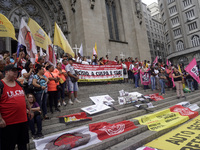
left=0, top=48, right=199, bottom=150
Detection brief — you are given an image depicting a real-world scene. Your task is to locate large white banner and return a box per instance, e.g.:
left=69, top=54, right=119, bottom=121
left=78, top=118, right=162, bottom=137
left=90, top=95, right=115, bottom=105
left=73, top=64, right=123, bottom=82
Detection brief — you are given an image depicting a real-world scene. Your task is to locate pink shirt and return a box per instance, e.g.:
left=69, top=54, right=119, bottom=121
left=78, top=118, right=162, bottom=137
left=133, top=67, right=139, bottom=75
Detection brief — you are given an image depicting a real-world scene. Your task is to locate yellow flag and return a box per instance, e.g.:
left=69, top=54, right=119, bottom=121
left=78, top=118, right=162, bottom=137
left=94, top=42, right=98, bottom=57
left=28, top=18, right=51, bottom=50
left=178, top=65, right=186, bottom=88
left=0, top=13, right=17, bottom=40
left=53, top=22, right=74, bottom=57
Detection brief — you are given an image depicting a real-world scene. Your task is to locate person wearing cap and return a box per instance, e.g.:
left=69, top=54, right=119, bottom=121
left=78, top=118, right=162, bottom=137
left=65, top=58, right=81, bottom=105
left=0, top=64, right=33, bottom=150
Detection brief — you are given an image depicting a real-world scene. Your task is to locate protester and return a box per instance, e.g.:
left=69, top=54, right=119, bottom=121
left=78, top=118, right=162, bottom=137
left=172, top=67, right=185, bottom=99
left=82, top=56, right=89, bottom=65
left=0, top=64, right=32, bottom=150
left=132, top=63, right=139, bottom=88
left=159, top=68, right=167, bottom=95
left=154, top=66, right=160, bottom=90
left=166, top=65, right=173, bottom=89
left=66, top=58, right=80, bottom=105
left=122, top=60, right=128, bottom=82
left=62, top=59, right=68, bottom=70
left=21, top=61, right=35, bottom=94
left=0, top=59, right=5, bottom=80
left=17, top=51, right=27, bottom=70
left=32, top=65, right=49, bottom=119
left=45, top=65, right=60, bottom=113
left=35, top=56, right=45, bottom=69
left=27, top=93, right=43, bottom=139
left=128, top=60, right=134, bottom=83
left=54, top=62, right=67, bottom=107
left=184, top=71, right=194, bottom=92
left=141, top=63, right=150, bottom=90
left=150, top=65, right=156, bottom=91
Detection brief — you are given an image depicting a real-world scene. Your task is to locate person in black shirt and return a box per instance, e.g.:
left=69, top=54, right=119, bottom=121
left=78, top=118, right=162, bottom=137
left=172, top=67, right=185, bottom=99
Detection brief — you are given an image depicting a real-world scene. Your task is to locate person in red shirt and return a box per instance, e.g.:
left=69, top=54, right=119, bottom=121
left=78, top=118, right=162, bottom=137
left=0, top=64, right=33, bottom=150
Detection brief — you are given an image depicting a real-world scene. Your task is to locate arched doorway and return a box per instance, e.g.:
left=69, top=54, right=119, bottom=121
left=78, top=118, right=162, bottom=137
left=0, top=0, right=69, bottom=54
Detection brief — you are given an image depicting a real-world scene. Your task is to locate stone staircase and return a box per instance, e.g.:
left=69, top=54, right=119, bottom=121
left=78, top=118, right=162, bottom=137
left=30, top=82, right=200, bottom=150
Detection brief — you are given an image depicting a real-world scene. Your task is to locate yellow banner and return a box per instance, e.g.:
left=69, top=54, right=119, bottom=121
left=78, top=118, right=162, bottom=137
left=146, top=115, right=200, bottom=150
left=134, top=108, right=189, bottom=131
left=0, top=13, right=17, bottom=40
left=28, top=18, right=51, bottom=50
left=54, top=22, right=74, bottom=57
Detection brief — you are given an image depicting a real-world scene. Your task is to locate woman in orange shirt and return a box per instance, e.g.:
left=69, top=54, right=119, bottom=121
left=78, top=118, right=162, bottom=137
left=54, top=62, right=68, bottom=106
left=44, top=65, right=60, bottom=113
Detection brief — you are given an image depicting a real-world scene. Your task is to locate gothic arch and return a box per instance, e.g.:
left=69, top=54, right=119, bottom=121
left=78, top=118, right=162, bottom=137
left=0, top=0, right=69, bottom=53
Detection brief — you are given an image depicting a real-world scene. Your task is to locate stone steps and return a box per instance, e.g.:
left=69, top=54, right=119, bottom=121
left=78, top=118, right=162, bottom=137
left=30, top=84, right=200, bottom=150
left=81, top=101, right=200, bottom=150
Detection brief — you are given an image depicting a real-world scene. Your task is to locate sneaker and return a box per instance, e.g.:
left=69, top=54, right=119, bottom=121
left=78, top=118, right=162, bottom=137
left=75, top=99, right=81, bottom=103
left=58, top=102, right=61, bottom=107
left=55, top=108, right=61, bottom=112
left=63, top=101, right=67, bottom=106
left=37, top=132, right=44, bottom=139
left=68, top=99, right=74, bottom=105
left=32, top=134, right=37, bottom=139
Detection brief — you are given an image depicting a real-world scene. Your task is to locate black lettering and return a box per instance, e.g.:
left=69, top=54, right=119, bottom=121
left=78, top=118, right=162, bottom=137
left=181, top=147, right=200, bottom=150
left=166, top=137, right=187, bottom=145
left=181, top=131, right=195, bottom=135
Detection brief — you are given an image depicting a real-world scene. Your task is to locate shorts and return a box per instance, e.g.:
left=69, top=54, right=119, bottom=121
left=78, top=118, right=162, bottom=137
left=67, top=80, right=78, bottom=92
left=1, top=121, right=29, bottom=149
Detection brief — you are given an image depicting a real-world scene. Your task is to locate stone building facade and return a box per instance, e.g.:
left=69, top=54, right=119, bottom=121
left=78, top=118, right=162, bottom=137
left=142, top=2, right=167, bottom=62
left=0, top=0, right=151, bottom=61
left=158, top=0, right=200, bottom=65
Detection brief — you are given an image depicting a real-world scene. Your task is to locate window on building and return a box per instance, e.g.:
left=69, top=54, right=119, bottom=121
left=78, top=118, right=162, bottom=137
left=185, top=9, right=195, bottom=20
left=160, top=4, right=163, bottom=10
left=188, top=22, right=198, bottom=31
left=167, top=0, right=175, bottom=4
left=169, top=5, right=177, bottom=15
left=176, top=40, right=184, bottom=51
left=191, top=35, right=200, bottom=47
left=105, top=0, right=119, bottom=40
left=152, top=33, right=154, bottom=37
left=162, top=13, right=166, bottom=21
left=183, top=0, right=192, bottom=8
left=164, top=23, right=167, bottom=31
left=155, top=34, right=157, bottom=38
left=171, top=17, right=179, bottom=26
left=166, top=34, right=169, bottom=42
left=168, top=44, right=171, bottom=54
left=173, top=28, right=181, bottom=37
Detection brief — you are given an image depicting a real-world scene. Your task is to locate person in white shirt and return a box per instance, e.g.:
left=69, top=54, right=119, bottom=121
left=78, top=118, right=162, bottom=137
left=82, top=56, right=89, bottom=65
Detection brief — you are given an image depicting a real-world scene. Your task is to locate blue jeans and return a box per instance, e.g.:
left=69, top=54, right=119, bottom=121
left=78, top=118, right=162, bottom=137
left=159, top=79, right=165, bottom=94
left=34, top=92, right=47, bottom=117
left=186, top=79, right=194, bottom=91
left=28, top=114, right=42, bottom=135
left=58, top=82, right=66, bottom=100
left=134, top=74, right=139, bottom=88
left=151, top=76, right=156, bottom=90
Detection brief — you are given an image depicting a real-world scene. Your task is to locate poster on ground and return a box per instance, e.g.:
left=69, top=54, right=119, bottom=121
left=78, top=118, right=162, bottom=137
left=81, top=103, right=111, bottom=115
left=73, top=64, right=123, bottom=82
left=34, top=121, right=137, bottom=150
left=146, top=115, right=200, bottom=150
left=58, top=112, right=92, bottom=124
left=145, top=93, right=164, bottom=101
left=89, top=95, right=115, bottom=105
left=134, top=105, right=198, bottom=131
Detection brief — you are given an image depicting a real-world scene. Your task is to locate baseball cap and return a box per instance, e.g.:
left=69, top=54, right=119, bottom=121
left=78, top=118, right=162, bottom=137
left=4, top=64, right=21, bottom=71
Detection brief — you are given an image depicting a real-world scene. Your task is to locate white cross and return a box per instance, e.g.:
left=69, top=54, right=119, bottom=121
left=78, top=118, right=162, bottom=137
left=73, top=44, right=79, bottom=55
left=107, top=49, right=111, bottom=56
left=120, top=52, right=125, bottom=59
